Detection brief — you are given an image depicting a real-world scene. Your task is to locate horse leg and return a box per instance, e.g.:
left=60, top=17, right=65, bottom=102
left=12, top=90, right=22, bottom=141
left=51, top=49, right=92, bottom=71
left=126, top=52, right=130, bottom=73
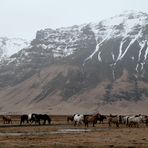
left=67, top=118, right=69, bottom=124
left=48, top=118, right=51, bottom=125
left=108, top=121, right=111, bottom=127
left=93, top=121, right=96, bottom=127
left=93, top=122, right=95, bottom=127
left=78, top=121, right=80, bottom=126
left=38, top=119, right=41, bottom=125
left=85, top=122, right=86, bottom=127
left=146, top=121, right=148, bottom=126
left=74, top=121, right=76, bottom=126
left=93, top=119, right=97, bottom=127
left=137, top=123, right=139, bottom=128
left=85, top=121, right=88, bottom=127
left=43, top=119, right=46, bottom=125
left=116, top=122, right=119, bottom=128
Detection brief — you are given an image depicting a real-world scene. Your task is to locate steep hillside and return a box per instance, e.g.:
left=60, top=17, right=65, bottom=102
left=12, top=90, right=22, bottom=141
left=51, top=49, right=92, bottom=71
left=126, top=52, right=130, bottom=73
left=0, top=11, right=148, bottom=114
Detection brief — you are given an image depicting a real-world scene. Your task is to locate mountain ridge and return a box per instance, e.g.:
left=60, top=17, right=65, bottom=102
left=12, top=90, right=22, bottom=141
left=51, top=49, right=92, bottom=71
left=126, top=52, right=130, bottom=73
left=0, top=11, right=148, bottom=114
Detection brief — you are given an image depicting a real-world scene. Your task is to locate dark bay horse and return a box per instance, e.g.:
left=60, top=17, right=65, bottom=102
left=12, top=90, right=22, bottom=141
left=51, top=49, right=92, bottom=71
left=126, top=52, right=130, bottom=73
left=97, top=115, right=107, bottom=123
left=84, top=113, right=100, bottom=127
left=67, top=114, right=75, bottom=123
left=20, top=114, right=29, bottom=125
left=2, top=115, right=12, bottom=124
left=30, top=114, right=51, bottom=125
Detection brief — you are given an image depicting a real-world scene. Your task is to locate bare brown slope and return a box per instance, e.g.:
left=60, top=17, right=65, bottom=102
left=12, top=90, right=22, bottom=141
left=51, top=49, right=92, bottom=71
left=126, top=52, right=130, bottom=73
left=0, top=64, right=148, bottom=115
left=0, top=64, right=79, bottom=114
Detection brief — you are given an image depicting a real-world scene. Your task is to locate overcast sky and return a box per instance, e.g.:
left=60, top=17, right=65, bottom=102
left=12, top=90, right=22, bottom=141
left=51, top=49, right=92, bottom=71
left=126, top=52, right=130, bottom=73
left=0, top=0, right=148, bottom=40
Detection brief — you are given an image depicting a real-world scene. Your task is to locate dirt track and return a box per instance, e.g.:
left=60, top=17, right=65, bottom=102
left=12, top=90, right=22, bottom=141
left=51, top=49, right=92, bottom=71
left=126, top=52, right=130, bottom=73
left=0, top=115, right=148, bottom=148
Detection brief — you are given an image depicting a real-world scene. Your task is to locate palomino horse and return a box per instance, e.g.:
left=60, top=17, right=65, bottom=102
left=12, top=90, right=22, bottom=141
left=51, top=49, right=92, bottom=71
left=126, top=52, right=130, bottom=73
left=73, top=114, right=84, bottom=126
left=2, top=115, right=12, bottom=124
left=84, top=113, right=100, bottom=127
left=108, top=115, right=119, bottom=128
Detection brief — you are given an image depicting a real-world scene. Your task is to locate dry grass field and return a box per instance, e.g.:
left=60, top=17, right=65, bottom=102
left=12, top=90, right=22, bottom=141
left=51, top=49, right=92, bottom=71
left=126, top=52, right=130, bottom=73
left=0, top=115, right=147, bottom=147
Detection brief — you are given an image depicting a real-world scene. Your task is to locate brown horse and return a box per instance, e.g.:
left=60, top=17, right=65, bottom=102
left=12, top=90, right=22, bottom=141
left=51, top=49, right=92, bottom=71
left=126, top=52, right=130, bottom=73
left=108, top=115, right=119, bottom=128
left=2, top=115, right=12, bottom=124
left=84, top=113, right=100, bottom=127
left=67, top=115, right=75, bottom=123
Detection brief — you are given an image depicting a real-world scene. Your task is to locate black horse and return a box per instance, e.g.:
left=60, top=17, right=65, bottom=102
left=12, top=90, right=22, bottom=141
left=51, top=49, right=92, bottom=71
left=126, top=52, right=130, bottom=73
left=97, top=115, right=107, bottom=123
left=20, top=114, right=29, bottom=125
left=30, top=114, right=51, bottom=125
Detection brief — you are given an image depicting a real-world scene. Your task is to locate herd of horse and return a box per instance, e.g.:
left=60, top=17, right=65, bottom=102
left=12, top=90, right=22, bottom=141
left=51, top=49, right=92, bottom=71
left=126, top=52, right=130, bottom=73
left=20, top=113, right=51, bottom=125
left=2, top=113, right=51, bottom=126
left=67, top=113, right=107, bottom=127
left=1, top=113, right=148, bottom=128
left=67, top=113, right=148, bottom=127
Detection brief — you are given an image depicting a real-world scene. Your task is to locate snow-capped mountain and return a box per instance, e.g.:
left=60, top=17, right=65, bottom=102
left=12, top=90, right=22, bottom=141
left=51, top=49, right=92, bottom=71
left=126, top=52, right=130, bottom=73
left=84, top=11, right=148, bottom=79
left=0, top=37, right=29, bottom=61
left=0, top=11, right=148, bottom=114
left=8, top=11, right=148, bottom=80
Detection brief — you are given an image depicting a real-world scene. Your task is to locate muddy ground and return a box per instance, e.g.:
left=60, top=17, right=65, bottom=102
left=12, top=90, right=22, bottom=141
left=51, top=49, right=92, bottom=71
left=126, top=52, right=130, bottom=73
left=0, top=115, right=147, bottom=148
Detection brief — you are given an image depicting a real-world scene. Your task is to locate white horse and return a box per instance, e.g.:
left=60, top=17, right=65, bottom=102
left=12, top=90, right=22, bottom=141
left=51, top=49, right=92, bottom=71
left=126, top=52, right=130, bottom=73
left=122, top=116, right=130, bottom=125
left=128, top=115, right=143, bottom=127
left=73, top=114, right=84, bottom=126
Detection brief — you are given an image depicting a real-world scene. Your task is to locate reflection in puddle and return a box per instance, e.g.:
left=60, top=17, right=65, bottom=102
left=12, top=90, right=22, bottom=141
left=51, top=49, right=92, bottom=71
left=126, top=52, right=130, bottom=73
left=0, top=128, right=109, bottom=136
left=60, top=128, right=91, bottom=132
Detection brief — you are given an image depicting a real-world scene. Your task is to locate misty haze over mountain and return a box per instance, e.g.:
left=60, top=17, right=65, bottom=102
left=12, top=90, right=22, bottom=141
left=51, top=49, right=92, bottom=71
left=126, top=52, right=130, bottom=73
left=0, top=11, right=148, bottom=114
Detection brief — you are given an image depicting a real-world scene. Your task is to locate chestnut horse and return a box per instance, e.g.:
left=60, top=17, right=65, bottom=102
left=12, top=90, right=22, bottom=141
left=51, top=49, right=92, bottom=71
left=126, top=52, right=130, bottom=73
left=84, top=113, right=100, bottom=127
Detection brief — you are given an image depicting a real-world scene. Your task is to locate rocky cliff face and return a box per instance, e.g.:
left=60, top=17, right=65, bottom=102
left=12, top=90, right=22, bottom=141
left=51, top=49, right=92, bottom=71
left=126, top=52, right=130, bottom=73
left=0, top=11, right=148, bottom=114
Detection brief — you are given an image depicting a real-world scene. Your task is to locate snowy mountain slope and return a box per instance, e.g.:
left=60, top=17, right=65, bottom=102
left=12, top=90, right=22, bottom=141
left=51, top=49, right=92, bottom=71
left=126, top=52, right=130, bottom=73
left=0, top=37, right=29, bottom=61
left=84, top=11, right=148, bottom=78
left=0, top=11, right=148, bottom=113
left=1, top=11, right=148, bottom=86
left=9, top=11, right=148, bottom=79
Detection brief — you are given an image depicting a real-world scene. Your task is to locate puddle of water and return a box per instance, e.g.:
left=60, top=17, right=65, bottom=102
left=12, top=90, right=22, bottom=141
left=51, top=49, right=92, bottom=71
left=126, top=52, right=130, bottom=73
left=96, top=128, right=110, bottom=131
left=60, top=128, right=91, bottom=132
left=0, top=128, right=110, bottom=136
